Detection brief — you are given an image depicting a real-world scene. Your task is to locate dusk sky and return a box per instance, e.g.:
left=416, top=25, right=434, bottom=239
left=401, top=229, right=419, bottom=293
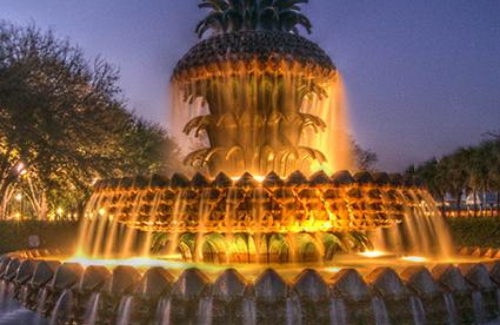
left=3, top=0, right=500, bottom=172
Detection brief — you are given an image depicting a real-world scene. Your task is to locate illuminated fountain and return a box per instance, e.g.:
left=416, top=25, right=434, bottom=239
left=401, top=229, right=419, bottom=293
left=2, top=1, right=500, bottom=324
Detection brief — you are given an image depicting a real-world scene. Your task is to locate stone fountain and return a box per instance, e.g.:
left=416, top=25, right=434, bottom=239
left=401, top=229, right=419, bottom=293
left=2, top=1, right=500, bottom=324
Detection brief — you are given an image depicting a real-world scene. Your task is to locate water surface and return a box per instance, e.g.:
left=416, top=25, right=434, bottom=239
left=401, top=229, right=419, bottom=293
left=0, top=300, right=47, bottom=325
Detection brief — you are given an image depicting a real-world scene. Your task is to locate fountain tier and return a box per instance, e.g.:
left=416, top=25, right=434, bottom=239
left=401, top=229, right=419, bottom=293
left=90, top=170, right=415, bottom=233
left=171, top=30, right=348, bottom=177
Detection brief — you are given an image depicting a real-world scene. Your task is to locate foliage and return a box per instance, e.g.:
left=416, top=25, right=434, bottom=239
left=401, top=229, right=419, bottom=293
left=408, top=139, right=500, bottom=217
left=196, top=0, right=312, bottom=38
left=0, top=22, right=183, bottom=219
left=448, top=217, right=500, bottom=249
left=116, top=116, right=184, bottom=177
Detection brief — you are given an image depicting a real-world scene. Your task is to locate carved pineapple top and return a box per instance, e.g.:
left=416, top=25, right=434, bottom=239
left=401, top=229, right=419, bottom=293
left=172, top=30, right=336, bottom=82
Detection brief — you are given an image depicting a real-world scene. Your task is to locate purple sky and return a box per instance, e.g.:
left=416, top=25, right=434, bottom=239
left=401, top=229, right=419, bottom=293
left=3, top=0, right=500, bottom=172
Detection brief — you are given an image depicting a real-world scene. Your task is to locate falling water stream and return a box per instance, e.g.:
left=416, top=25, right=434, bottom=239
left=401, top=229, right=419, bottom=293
left=444, top=293, right=458, bottom=325
left=154, top=296, right=172, bottom=325
left=83, top=292, right=101, bottom=325
left=473, top=291, right=486, bottom=324
left=242, top=297, right=257, bottom=325
left=329, top=297, right=347, bottom=325
left=371, top=297, right=390, bottom=325
left=409, top=296, right=426, bottom=325
left=286, top=295, right=302, bottom=325
left=197, top=296, right=213, bottom=325
left=116, top=296, right=134, bottom=325
left=49, top=289, right=73, bottom=325
left=35, top=287, right=49, bottom=316
left=171, top=65, right=351, bottom=177
left=496, top=289, right=500, bottom=314
left=371, top=189, right=454, bottom=259
left=0, top=280, right=47, bottom=325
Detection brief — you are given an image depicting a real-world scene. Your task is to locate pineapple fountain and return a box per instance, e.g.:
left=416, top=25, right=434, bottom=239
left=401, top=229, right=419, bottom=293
left=2, top=1, right=500, bottom=324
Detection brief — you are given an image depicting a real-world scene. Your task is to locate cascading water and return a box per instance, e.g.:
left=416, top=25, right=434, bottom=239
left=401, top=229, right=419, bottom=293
left=74, top=169, right=457, bottom=265
left=36, top=287, right=49, bottom=315
left=242, top=297, right=257, bottom=325
left=83, top=292, right=101, bottom=325
left=496, top=289, right=500, bottom=314
left=409, top=296, right=426, bottom=325
left=371, top=189, right=454, bottom=259
left=0, top=280, right=6, bottom=307
left=170, top=59, right=349, bottom=178
left=472, top=291, right=486, bottom=324
left=371, top=297, right=390, bottom=325
left=443, top=293, right=458, bottom=325
left=329, top=297, right=347, bottom=325
left=49, top=289, right=73, bottom=325
left=286, top=295, right=302, bottom=325
left=197, top=296, right=213, bottom=325
left=154, top=296, right=171, bottom=325
left=116, top=296, right=134, bottom=325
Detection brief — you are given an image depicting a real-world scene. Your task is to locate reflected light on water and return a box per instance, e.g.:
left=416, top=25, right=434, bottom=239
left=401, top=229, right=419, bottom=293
left=67, top=255, right=184, bottom=268
left=401, top=256, right=427, bottom=263
left=358, top=250, right=387, bottom=258
left=230, top=175, right=267, bottom=183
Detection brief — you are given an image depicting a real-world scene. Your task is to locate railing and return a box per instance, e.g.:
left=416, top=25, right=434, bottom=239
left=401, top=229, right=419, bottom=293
left=441, top=208, right=500, bottom=218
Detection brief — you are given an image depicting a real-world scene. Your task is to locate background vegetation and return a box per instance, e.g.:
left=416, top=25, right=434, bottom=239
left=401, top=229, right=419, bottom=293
left=448, top=217, right=500, bottom=249
left=407, top=136, right=500, bottom=217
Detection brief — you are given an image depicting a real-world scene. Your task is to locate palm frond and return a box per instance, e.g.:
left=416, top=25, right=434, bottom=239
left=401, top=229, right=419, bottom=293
left=275, top=0, right=307, bottom=10
left=196, top=0, right=312, bottom=36
left=296, top=13, right=312, bottom=34
left=195, top=12, right=228, bottom=38
left=199, top=0, right=229, bottom=11
left=260, top=0, right=276, bottom=8
left=225, top=8, right=245, bottom=31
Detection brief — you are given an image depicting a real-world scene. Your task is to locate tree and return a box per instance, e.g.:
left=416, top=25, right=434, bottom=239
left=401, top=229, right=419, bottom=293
left=488, top=142, right=500, bottom=216
left=117, top=116, right=184, bottom=176
left=411, top=139, right=500, bottom=218
left=0, top=22, right=182, bottom=219
left=351, top=138, right=378, bottom=171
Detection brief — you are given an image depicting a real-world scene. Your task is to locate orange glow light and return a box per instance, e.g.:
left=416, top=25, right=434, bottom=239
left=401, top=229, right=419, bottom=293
left=401, top=256, right=427, bottom=263
left=359, top=250, right=387, bottom=258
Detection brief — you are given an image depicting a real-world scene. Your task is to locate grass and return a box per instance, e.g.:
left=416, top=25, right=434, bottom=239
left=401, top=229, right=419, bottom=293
left=447, top=217, right=500, bottom=249
left=0, top=220, right=79, bottom=255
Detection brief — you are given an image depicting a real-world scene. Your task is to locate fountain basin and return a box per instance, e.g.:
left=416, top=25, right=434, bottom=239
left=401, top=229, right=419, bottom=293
left=2, top=249, right=500, bottom=325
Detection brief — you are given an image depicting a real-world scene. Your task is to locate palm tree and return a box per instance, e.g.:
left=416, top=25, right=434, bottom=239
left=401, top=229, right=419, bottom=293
left=441, top=152, right=469, bottom=218
left=489, top=140, right=500, bottom=217
left=483, top=140, right=500, bottom=217
left=196, top=0, right=311, bottom=38
left=461, top=147, right=480, bottom=217
left=412, top=139, right=500, bottom=218
left=413, top=159, right=449, bottom=216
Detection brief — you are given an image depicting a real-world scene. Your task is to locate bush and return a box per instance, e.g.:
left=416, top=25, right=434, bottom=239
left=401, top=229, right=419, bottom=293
left=0, top=220, right=79, bottom=254
left=447, top=217, right=500, bottom=249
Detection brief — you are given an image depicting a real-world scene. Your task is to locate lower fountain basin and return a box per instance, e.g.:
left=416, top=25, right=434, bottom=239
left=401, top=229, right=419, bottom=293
left=1, top=249, right=500, bottom=325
